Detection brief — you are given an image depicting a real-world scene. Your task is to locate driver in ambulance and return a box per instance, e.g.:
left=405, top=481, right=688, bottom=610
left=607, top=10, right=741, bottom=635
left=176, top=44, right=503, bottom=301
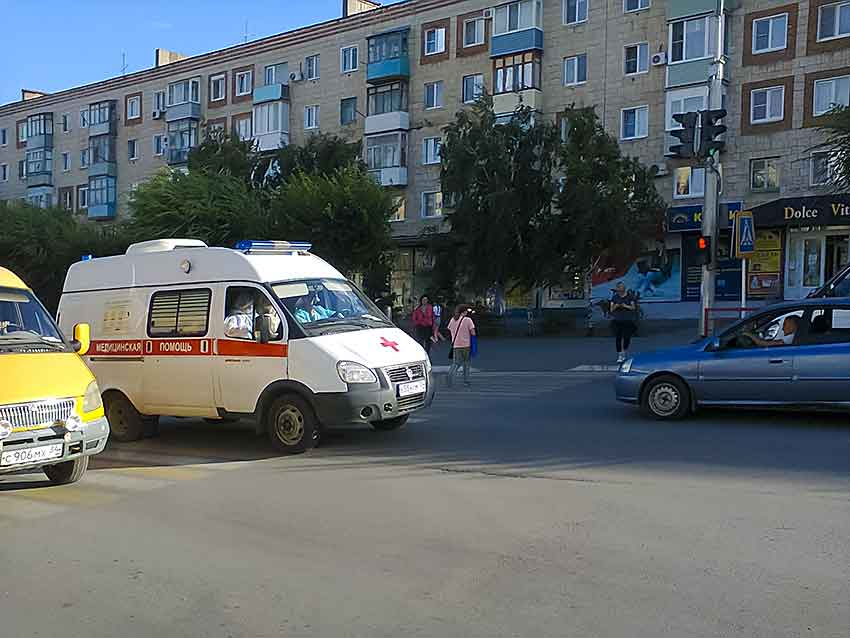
left=225, top=291, right=282, bottom=341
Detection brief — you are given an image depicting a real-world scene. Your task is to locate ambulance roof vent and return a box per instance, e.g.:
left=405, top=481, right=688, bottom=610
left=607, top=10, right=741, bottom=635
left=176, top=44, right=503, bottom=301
left=126, top=239, right=208, bottom=255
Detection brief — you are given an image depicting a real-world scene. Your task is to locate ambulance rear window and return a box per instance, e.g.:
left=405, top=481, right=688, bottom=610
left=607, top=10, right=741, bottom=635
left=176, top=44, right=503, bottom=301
left=148, top=289, right=211, bottom=338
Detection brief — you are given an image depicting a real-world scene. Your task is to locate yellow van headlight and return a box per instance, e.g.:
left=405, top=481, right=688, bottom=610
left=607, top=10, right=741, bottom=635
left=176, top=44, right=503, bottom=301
left=82, top=381, right=103, bottom=414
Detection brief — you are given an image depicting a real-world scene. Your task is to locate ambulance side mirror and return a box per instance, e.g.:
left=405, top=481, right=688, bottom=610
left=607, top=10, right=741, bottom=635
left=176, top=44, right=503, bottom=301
left=72, top=323, right=91, bottom=356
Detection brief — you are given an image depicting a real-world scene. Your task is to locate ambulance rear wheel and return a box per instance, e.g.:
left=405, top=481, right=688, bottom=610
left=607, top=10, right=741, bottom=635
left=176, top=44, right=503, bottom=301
left=104, top=393, right=145, bottom=442
left=266, top=395, right=318, bottom=454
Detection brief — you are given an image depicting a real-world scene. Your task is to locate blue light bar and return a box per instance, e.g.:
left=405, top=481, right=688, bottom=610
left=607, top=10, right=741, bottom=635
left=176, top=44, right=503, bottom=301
left=81, top=254, right=93, bottom=261
left=235, top=240, right=312, bottom=254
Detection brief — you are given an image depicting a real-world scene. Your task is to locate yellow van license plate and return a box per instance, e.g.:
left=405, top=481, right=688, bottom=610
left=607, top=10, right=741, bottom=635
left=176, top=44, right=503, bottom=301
left=1, top=444, right=64, bottom=467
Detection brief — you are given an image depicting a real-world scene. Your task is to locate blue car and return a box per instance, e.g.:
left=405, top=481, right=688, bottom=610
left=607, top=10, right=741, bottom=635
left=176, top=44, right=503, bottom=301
left=616, top=298, right=850, bottom=419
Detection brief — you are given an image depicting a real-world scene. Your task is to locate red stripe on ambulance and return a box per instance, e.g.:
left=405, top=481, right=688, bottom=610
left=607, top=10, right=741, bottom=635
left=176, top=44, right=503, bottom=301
left=90, top=340, right=144, bottom=355
left=148, top=339, right=211, bottom=356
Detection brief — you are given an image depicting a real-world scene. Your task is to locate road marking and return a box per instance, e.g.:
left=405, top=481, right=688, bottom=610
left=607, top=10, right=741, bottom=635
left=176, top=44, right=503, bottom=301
left=568, top=364, right=620, bottom=372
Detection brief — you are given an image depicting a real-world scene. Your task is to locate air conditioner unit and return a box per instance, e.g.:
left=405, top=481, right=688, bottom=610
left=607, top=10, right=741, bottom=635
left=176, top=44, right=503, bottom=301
left=289, top=71, right=304, bottom=82
left=651, top=163, right=669, bottom=177
left=152, top=109, right=162, bottom=120
left=651, top=52, right=667, bottom=66
left=483, top=7, right=494, bottom=19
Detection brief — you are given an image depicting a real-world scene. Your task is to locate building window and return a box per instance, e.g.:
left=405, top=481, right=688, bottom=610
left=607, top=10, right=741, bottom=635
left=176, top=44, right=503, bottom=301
left=624, top=43, right=649, bottom=75
left=126, top=95, right=141, bottom=120
left=236, top=70, right=253, bottom=96
left=750, top=86, right=784, bottom=123
left=366, top=132, right=407, bottom=170
left=811, top=152, right=835, bottom=185
left=390, top=197, right=406, bottom=222
left=233, top=115, right=253, bottom=140
left=0, top=164, right=7, bottom=181
left=494, top=0, right=542, bottom=35
left=462, top=74, right=485, bottom=103
left=305, top=54, right=320, bottom=80
left=153, top=134, right=166, bottom=156
left=26, top=113, right=53, bottom=138
left=18, top=160, right=26, bottom=180
left=89, top=136, right=114, bottom=165
left=265, top=65, right=276, bottom=85
left=368, top=31, right=409, bottom=64
left=77, top=185, right=88, bottom=209
left=818, top=2, right=850, bottom=41
left=26, top=192, right=52, bottom=209
left=666, top=87, right=707, bottom=132
left=621, top=106, right=649, bottom=139
left=368, top=82, right=408, bottom=114
left=424, top=81, right=444, bottom=109
left=79, top=108, right=89, bottom=129
left=674, top=166, right=705, bottom=198
left=304, top=105, right=320, bottom=130
left=421, top=191, right=443, bottom=218
left=495, top=52, right=542, bottom=93
left=341, top=45, right=359, bottom=73
left=88, top=103, right=111, bottom=127
left=563, top=0, right=588, bottom=25
left=61, top=114, right=70, bottom=133
left=207, top=119, right=226, bottom=136
left=154, top=90, right=166, bottom=112
left=624, top=0, right=649, bottom=12
left=752, top=14, right=788, bottom=54
left=423, top=137, right=442, bottom=165
left=0, top=128, right=6, bottom=146
left=17, top=121, right=27, bottom=143
left=463, top=17, right=485, bottom=47
left=750, top=157, right=780, bottom=192
left=128, top=139, right=139, bottom=161
left=26, top=149, right=52, bottom=175
left=424, top=27, right=447, bottom=55
left=340, top=97, right=357, bottom=125
left=167, top=78, right=200, bottom=106
left=254, top=102, right=282, bottom=136
left=80, top=148, right=90, bottom=169
left=669, top=16, right=709, bottom=63
left=62, top=152, right=71, bottom=171
left=210, top=74, right=226, bottom=101
left=814, top=76, right=850, bottom=116
left=61, top=188, right=73, bottom=211
left=89, top=176, right=116, bottom=207
left=563, top=54, right=588, bottom=86
left=167, top=119, right=199, bottom=164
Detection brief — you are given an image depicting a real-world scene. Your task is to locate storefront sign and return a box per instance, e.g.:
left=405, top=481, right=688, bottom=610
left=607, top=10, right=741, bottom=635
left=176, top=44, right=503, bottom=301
left=666, top=202, right=743, bottom=232
left=751, top=194, right=850, bottom=227
left=747, top=230, right=782, bottom=298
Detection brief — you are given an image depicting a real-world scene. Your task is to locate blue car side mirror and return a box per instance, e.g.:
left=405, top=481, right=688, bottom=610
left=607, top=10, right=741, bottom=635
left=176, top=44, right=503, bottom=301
left=705, top=336, right=721, bottom=352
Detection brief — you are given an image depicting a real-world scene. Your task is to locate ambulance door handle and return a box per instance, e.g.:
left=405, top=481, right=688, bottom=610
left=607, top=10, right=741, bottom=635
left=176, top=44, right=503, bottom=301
left=224, top=359, right=242, bottom=363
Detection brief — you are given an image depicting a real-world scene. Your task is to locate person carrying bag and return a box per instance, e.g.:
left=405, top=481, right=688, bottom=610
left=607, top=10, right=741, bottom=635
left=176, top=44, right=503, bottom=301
left=447, top=304, right=476, bottom=387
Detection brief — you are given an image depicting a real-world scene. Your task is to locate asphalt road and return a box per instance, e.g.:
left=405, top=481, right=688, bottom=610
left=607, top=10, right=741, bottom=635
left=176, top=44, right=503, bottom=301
left=1, top=336, right=848, bottom=637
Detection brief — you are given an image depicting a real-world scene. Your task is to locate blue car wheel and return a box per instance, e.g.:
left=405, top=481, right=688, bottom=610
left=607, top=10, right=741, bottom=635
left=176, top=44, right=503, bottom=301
left=641, top=375, right=690, bottom=420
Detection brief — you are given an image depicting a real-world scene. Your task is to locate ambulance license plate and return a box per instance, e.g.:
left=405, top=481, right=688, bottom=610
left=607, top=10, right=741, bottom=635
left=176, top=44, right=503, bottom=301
left=1, top=443, right=64, bottom=467
left=397, top=379, right=426, bottom=398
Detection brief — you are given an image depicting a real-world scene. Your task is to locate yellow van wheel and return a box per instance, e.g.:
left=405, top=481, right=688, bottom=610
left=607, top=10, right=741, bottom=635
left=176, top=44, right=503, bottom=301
left=43, top=455, right=88, bottom=485
left=265, top=394, right=318, bottom=454
left=104, top=393, right=145, bottom=442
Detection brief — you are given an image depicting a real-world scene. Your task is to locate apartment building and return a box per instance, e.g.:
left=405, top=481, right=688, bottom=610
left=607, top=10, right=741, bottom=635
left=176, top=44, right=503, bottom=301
left=1, top=0, right=849, bottom=312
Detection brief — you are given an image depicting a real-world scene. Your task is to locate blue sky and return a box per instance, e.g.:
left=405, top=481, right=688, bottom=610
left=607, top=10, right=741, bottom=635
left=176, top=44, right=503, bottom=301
left=1, top=0, right=404, bottom=106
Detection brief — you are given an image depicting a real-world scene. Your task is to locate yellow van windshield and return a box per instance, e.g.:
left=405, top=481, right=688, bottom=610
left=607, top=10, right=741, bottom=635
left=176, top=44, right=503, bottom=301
left=0, top=287, right=67, bottom=353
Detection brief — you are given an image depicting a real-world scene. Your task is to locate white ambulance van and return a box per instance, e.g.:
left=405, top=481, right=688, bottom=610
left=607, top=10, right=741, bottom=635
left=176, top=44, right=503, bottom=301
left=58, top=239, right=434, bottom=454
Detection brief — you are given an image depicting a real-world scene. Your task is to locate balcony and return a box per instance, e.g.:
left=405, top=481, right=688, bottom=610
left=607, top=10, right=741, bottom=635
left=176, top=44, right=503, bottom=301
left=88, top=202, right=116, bottom=220
left=666, top=0, right=720, bottom=20
left=492, top=89, right=543, bottom=116
left=168, top=147, right=192, bottom=165
left=491, top=27, right=543, bottom=58
left=367, top=27, right=410, bottom=85
left=88, top=118, right=116, bottom=137
left=365, top=111, right=410, bottom=135
left=25, top=171, right=53, bottom=188
left=369, top=167, right=408, bottom=187
left=254, top=131, right=290, bottom=152
left=367, top=56, right=410, bottom=84
left=253, top=83, right=290, bottom=104
left=165, top=102, right=201, bottom=122
left=89, top=159, right=117, bottom=177
left=26, top=132, right=53, bottom=150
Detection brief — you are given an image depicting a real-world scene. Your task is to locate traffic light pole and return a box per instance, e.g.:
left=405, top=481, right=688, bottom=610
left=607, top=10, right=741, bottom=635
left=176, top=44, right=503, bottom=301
left=699, top=1, right=726, bottom=337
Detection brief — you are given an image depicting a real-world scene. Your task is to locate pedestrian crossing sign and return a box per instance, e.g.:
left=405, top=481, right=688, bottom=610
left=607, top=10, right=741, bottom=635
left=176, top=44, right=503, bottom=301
left=733, top=210, right=755, bottom=259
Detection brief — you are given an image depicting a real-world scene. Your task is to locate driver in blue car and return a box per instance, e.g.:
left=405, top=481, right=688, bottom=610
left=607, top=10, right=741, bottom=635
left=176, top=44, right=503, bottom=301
left=745, top=314, right=799, bottom=347
left=294, top=295, right=335, bottom=323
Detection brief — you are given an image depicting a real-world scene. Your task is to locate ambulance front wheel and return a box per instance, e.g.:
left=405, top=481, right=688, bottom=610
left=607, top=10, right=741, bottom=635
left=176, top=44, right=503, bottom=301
left=104, top=392, right=145, bottom=442
left=265, top=394, right=318, bottom=454
left=371, top=415, right=409, bottom=431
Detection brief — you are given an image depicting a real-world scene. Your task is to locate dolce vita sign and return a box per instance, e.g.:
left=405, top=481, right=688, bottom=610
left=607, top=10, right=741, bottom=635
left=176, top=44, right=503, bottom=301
left=752, top=195, right=850, bottom=227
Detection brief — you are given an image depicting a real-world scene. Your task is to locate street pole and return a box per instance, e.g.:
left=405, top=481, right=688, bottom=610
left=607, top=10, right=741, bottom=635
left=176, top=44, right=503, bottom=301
left=699, top=0, right=726, bottom=337
left=740, top=258, right=747, bottom=319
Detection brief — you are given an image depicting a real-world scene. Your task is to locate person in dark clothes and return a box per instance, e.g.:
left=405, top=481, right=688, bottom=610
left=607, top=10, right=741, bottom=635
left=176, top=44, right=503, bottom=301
left=610, top=282, right=637, bottom=363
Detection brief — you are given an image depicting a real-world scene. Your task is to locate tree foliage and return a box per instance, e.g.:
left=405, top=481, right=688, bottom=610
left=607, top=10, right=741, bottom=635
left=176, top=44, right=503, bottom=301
left=814, top=105, right=850, bottom=192
left=440, top=99, right=665, bottom=291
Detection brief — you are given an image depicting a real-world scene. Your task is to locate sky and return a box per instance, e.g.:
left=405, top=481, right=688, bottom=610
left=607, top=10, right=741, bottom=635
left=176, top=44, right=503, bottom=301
left=1, top=0, right=404, bottom=106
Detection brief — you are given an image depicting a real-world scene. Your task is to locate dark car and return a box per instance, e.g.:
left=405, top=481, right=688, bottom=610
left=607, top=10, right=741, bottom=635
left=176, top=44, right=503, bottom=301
left=616, top=298, right=850, bottom=419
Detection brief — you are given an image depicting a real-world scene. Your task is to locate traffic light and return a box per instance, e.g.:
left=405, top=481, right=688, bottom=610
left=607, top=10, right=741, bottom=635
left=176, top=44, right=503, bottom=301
left=669, top=112, right=698, bottom=158
left=695, top=235, right=712, bottom=266
left=699, top=108, right=727, bottom=158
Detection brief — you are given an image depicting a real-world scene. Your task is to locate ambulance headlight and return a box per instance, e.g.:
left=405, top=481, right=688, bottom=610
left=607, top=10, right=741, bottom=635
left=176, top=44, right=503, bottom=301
left=424, top=358, right=432, bottom=374
left=82, top=380, right=103, bottom=414
left=337, top=361, right=378, bottom=384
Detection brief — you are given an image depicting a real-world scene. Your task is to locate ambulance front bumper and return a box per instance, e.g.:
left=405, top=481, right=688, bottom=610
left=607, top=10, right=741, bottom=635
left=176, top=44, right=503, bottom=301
left=313, top=371, right=435, bottom=427
left=0, top=416, right=109, bottom=474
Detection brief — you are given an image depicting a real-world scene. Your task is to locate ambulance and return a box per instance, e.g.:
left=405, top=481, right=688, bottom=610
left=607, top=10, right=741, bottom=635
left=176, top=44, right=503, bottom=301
left=57, top=239, right=434, bottom=454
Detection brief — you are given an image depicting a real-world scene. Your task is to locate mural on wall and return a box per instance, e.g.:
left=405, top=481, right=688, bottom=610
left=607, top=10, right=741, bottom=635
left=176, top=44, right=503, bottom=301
left=590, top=243, right=682, bottom=302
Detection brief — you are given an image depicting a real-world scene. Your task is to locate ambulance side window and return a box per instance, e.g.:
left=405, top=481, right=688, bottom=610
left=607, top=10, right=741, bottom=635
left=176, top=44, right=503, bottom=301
left=148, top=289, right=211, bottom=337
left=224, top=287, right=283, bottom=342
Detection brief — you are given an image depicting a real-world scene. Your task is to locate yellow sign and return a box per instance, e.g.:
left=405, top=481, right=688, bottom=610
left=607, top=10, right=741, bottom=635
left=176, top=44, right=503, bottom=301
left=749, top=230, right=781, bottom=273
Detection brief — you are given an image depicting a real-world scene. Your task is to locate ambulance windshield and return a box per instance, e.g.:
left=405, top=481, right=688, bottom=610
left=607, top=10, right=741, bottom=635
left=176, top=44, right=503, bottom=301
left=272, top=279, right=392, bottom=333
left=0, top=288, right=67, bottom=353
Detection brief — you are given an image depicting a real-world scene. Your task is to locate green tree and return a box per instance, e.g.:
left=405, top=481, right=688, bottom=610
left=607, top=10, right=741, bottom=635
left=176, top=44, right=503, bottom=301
left=188, top=129, right=258, bottom=181
left=814, top=106, right=850, bottom=191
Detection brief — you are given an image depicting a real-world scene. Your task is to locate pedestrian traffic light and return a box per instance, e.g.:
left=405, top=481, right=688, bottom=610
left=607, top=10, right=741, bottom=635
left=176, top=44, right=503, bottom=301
left=669, top=112, right=698, bottom=158
left=695, top=235, right=712, bottom=266
left=699, top=108, right=727, bottom=158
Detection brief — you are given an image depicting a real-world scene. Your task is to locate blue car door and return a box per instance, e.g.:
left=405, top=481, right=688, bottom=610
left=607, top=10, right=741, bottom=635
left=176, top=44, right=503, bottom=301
left=791, top=306, right=850, bottom=404
left=698, top=346, right=795, bottom=403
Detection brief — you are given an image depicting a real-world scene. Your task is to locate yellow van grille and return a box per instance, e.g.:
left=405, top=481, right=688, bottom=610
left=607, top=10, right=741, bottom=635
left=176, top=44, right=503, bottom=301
left=0, top=399, right=75, bottom=432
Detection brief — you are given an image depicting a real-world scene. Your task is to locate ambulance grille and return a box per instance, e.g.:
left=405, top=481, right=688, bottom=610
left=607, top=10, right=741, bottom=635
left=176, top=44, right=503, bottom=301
left=0, top=399, right=75, bottom=432
left=384, top=363, right=426, bottom=384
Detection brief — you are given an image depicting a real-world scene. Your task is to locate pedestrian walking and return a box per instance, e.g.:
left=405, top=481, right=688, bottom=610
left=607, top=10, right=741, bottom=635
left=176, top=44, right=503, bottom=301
left=412, top=295, right=435, bottom=355
left=610, top=282, right=637, bottom=363
left=447, top=304, right=476, bottom=387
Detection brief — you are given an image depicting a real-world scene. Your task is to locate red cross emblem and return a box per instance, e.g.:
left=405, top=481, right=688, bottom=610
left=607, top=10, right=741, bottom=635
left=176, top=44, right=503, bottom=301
left=380, top=337, right=400, bottom=352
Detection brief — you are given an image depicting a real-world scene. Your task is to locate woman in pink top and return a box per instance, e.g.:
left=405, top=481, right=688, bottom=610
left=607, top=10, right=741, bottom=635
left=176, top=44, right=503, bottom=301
left=447, top=304, right=476, bottom=387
